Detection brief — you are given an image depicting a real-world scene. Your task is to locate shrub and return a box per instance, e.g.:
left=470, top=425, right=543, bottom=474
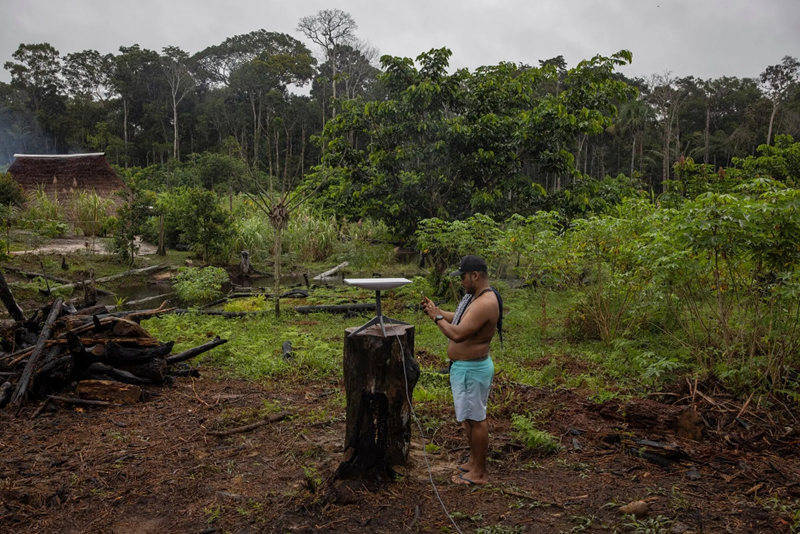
left=0, top=173, right=24, bottom=206
left=510, top=414, right=561, bottom=454
left=111, top=188, right=155, bottom=263
left=154, top=187, right=235, bottom=263
left=173, top=266, right=229, bottom=304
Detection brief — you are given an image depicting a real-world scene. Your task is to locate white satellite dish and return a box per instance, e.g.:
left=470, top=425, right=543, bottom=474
left=344, top=278, right=411, bottom=291
left=344, top=277, right=412, bottom=336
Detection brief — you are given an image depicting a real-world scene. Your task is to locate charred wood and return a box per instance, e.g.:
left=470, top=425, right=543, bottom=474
left=86, top=362, right=152, bottom=385
left=45, top=264, right=168, bottom=295
left=166, top=337, right=227, bottom=365
left=9, top=299, right=63, bottom=407
left=0, top=270, right=25, bottom=322
left=76, top=379, right=142, bottom=404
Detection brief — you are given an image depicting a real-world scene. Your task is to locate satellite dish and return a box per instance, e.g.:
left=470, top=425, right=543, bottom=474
left=344, top=278, right=412, bottom=337
left=344, top=278, right=411, bottom=290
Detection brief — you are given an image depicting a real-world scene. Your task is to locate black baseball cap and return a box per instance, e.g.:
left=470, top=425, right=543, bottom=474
left=449, top=255, right=488, bottom=277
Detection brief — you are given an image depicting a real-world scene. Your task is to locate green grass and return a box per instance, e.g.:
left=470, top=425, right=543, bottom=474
left=139, top=282, right=719, bottom=400
left=8, top=244, right=781, bottom=400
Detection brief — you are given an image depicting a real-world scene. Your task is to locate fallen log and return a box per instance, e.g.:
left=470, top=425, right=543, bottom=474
left=172, top=309, right=268, bottom=318
left=166, top=337, right=228, bottom=365
left=113, top=304, right=175, bottom=322
left=45, top=264, right=168, bottom=295
left=73, top=304, right=110, bottom=316
left=3, top=267, right=71, bottom=284
left=295, top=303, right=375, bottom=315
left=119, top=357, right=167, bottom=384
left=48, top=394, right=121, bottom=408
left=312, top=261, right=348, bottom=281
left=86, top=362, right=152, bottom=385
left=208, top=412, right=288, bottom=437
left=107, top=293, right=174, bottom=311
left=77, top=379, right=142, bottom=405
left=9, top=299, right=63, bottom=407
left=282, top=340, right=293, bottom=359
left=0, top=270, right=25, bottom=322
left=103, top=340, right=174, bottom=365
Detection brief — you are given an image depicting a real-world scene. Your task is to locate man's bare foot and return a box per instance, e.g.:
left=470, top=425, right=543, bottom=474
left=458, top=461, right=474, bottom=472
left=451, top=472, right=488, bottom=485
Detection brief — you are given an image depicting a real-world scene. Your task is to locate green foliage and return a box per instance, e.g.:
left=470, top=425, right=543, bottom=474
left=312, top=48, right=635, bottom=239
left=510, top=414, right=561, bottom=454
left=149, top=187, right=236, bottom=263
left=0, top=173, right=24, bottom=206
left=173, top=266, right=230, bottom=304
left=68, top=190, right=114, bottom=236
left=111, top=187, right=154, bottom=263
left=223, top=295, right=268, bottom=312
left=21, top=187, right=68, bottom=237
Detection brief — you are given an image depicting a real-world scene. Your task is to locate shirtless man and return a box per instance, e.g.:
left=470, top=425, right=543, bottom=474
left=421, top=255, right=499, bottom=485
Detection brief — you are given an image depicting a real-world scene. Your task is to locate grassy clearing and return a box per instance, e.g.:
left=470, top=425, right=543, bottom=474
left=142, top=282, right=715, bottom=407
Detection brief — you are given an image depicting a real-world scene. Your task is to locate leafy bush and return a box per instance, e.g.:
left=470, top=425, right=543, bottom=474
left=510, top=414, right=561, bottom=454
left=173, top=266, right=230, bottom=305
left=153, top=187, right=235, bottom=263
left=0, top=172, right=24, bottom=206
left=111, top=188, right=155, bottom=263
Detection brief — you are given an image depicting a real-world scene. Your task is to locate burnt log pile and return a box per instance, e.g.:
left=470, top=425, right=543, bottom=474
left=0, top=299, right=227, bottom=412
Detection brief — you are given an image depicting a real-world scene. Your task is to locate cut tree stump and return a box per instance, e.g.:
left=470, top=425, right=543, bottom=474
left=336, top=323, right=419, bottom=481
left=76, top=379, right=142, bottom=404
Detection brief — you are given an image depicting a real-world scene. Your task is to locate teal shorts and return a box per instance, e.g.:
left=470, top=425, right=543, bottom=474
left=450, top=356, right=494, bottom=422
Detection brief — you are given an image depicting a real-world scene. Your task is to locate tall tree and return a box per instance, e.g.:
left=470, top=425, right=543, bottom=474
left=297, top=9, right=358, bottom=120
left=760, top=55, right=800, bottom=146
left=161, top=46, right=197, bottom=160
left=110, top=45, right=161, bottom=165
left=647, top=74, right=687, bottom=189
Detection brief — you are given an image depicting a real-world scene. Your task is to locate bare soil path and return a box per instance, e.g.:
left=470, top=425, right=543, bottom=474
left=0, top=369, right=797, bottom=533
left=11, top=237, right=156, bottom=256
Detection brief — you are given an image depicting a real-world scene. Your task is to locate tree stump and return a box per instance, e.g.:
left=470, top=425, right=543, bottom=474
left=336, top=323, right=419, bottom=481
left=240, top=250, right=251, bottom=275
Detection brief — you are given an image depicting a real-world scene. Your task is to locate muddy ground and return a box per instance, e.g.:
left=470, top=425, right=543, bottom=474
left=2, top=363, right=798, bottom=533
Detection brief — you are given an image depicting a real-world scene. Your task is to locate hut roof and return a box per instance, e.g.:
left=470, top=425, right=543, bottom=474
left=8, top=153, right=126, bottom=196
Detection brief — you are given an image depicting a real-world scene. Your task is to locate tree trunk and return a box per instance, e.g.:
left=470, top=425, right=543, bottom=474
left=767, top=101, right=779, bottom=146
left=172, top=93, right=179, bottom=160
left=157, top=215, right=166, bottom=256
left=273, top=227, right=282, bottom=317
left=330, top=49, right=337, bottom=118
left=123, top=98, right=129, bottom=167
left=630, top=131, right=636, bottom=177
left=240, top=250, right=251, bottom=275
left=336, top=324, right=419, bottom=480
left=704, top=105, right=710, bottom=164
left=662, top=120, right=672, bottom=190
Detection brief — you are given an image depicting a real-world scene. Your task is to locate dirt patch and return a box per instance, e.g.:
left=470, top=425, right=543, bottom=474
left=0, top=370, right=798, bottom=533
left=12, top=237, right=156, bottom=256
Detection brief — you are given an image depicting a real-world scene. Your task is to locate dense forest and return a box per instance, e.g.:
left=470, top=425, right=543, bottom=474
left=1, top=10, right=798, bottom=201
left=3, top=8, right=800, bottom=532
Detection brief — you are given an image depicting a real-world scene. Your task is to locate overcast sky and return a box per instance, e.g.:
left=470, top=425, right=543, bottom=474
left=1, top=0, right=799, bottom=85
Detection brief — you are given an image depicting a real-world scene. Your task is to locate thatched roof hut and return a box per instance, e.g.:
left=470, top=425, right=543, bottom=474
left=8, top=153, right=126, bottom=197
